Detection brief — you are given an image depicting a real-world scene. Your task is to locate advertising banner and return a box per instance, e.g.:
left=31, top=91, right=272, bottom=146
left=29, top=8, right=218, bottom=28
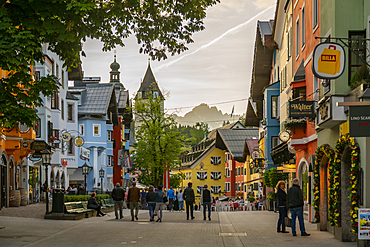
left=312, top=42, right=345, bottom=80
left=80, top=146, right=90, bottom=161
left=289, top=101, right=315, bottom=118
left=349, top=106, right=370, bottom=137
left=359, top=208, right=370, bottom=240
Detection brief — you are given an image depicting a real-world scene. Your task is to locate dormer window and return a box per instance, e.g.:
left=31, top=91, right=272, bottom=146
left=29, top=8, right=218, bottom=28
left=153, top=91, right=159, bottom=99
left=137, top=92, right=142, bottom=99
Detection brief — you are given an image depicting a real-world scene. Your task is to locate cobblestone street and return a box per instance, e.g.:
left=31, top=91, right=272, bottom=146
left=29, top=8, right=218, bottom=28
left=0, top=204, right=357, bottom=247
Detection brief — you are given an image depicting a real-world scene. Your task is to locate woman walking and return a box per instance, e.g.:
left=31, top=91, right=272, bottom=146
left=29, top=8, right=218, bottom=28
left=276, top=181, right=289, bottom=233
left=155, top=186, right=164, bottom=222
left=146, top=185, right=156, bottom=221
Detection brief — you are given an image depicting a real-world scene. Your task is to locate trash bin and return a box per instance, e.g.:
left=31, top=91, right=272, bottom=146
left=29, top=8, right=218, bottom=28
left=52, top=189, right=65, bottom=213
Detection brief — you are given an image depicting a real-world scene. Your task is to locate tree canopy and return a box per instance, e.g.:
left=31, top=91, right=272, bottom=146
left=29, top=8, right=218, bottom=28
left=0, top=0, right=219, bottom=128
left=132, top=95, right=184, bottom=187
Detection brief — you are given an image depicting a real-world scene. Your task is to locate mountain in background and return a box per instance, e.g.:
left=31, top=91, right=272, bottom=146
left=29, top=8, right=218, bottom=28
left=173, top=103, right=244, bottom=130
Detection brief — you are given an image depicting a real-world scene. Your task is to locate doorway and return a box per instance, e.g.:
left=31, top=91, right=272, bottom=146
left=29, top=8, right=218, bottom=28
left=0, top=155, right=7, bottom=208
left=319, top=156, right=329, bottom=231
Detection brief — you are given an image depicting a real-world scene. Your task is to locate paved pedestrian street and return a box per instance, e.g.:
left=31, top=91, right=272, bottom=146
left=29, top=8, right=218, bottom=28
left=0, top=205, right=357, bottom=247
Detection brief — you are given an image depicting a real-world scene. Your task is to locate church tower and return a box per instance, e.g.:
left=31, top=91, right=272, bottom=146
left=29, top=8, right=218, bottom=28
left=109, top=51, right=123, bottom=88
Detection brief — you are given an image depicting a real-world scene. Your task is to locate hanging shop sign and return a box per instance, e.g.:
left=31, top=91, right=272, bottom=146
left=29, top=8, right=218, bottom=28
left=80, top=146, right=90, bottom=161
left=251, top=151, right=259, bottom=160
left=358, top=208, right=370, bottom=240
left=349, top=106, right=370, bottom=137
left=74, top=136, right=84, bottom=147
left=18, top=122, right=30, bottom=133
left=312, top=42, right=345, bottom=80
left=30, top=140, right=48, bottom=152
left=61, top=132, right=72, bottom=142
left=289, top=101, right=315, bottom=118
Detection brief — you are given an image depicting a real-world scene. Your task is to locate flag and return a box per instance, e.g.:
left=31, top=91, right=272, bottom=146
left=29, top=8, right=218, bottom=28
left=231, top=105, right=234, bottom=117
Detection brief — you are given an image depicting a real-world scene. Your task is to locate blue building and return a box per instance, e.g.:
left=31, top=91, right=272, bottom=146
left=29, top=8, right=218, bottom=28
left=69, top=83, right=118, bottom=193
left=263, top=81, right=280, bottom=169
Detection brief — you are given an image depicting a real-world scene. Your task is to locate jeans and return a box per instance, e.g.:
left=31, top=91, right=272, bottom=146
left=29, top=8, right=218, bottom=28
left=277, top=206, right=287, bottom=231
left=291, top=206, right=306, bottom=235
left=155, top=202, right=163, bottom=219
left=185, top=201, right=194, bottom=219
left=148, top=202, right=156, bottom=219
left=178, top=201, right=184, bottom=211
left=168, top=198, right=174, bottom=211
left=203, top=202, right=211, bottom=219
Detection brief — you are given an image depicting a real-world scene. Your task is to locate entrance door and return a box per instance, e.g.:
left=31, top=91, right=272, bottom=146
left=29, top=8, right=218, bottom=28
left=319, top=156, right=329, bottom=231
left=0, top=156, right=6, bottom=208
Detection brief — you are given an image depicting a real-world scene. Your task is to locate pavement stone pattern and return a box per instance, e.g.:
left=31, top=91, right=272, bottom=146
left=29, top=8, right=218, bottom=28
left=0, top=203, right=358, bottom=247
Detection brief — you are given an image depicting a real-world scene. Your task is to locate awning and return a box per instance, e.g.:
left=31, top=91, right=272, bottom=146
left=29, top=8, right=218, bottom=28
left=243, top=177, right=264, bottom=184
left=270, top=142, right=295, bottom=165
left=69, top=167, right=84, bottom=183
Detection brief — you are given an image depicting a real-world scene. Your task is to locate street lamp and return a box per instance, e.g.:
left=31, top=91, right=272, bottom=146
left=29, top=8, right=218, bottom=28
left=82, top=162, right=90, bottom=195
left=42, top=149, right=51, bottom=215
left=99, top=168, right=105, bottom=195
left=195, top=122, right=201, bottom=131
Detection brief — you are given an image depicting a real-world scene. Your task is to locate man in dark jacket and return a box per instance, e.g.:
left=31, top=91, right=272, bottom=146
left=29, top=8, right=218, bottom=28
left=112, top=183, right=125, bottom=219
left=287, top=178, right=310, bottom=236
left=200, top=184, right=212, bottom=221
left=183, top=182, right=195, bottom=220
left=127, top=182, right=141, bottom=221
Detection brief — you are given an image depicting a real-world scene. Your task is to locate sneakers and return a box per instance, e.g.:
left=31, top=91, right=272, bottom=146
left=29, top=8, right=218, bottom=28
left=292, top=234, right=297, bottom=236
left=282, top=230, right=289, bottom=233
left=120, top=216, right=123, bottom=219
left=208, top=217, right=211, bottom=221
left=135, top=216, right=138, bottom=221
left=301, top=233, right=310, bottom=236
left=191, top=217, right=195, bottom=220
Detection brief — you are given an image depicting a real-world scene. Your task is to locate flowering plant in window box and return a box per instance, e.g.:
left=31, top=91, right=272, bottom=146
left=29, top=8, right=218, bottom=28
left=283, top=118, right=306, bottom=129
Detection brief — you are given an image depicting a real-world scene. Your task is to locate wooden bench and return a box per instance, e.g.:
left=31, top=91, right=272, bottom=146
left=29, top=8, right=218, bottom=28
left=64, top=202, right=97, bottom=218
left=99, top=198, right=115, bottom=213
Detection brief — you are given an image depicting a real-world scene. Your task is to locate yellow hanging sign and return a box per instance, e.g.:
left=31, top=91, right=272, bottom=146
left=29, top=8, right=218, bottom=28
left=312, top=42, right=345, bottom=80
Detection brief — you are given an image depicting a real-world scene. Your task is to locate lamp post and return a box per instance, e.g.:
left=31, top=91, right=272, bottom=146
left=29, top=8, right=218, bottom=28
left=195, top=122, right=201, bottom=131
left=82, top=162, right=90, bottom=195
left=99, top=168, right=105, bottom=195
left=42, top=149, right=51, bottom=215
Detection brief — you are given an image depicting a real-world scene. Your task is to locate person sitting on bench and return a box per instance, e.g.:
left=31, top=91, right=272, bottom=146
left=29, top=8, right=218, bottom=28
left=87, top=192, right=105, bottom=217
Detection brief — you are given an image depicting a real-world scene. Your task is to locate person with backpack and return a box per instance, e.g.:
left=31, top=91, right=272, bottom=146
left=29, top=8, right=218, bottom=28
left=183, top=182, right=195, bottom=220
left=200, top=184, right=212, bottom=221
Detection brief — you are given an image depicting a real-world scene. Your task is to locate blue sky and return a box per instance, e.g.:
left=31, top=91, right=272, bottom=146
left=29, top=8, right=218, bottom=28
left=80, top=0, right=275, bottom=116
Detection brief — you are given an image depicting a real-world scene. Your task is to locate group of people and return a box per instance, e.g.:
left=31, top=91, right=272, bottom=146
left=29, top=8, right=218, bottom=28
left=276, top=178, right=310, bottom=237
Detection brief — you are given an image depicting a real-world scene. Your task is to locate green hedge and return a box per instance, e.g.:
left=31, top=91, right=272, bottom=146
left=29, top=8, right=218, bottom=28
left=64, top=194, right=109, bottom=202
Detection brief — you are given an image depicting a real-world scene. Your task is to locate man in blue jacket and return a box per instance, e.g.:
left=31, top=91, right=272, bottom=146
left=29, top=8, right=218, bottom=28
left=167, top=186, right=175, bottom=211
left=287, top=178, right=310, bottom=237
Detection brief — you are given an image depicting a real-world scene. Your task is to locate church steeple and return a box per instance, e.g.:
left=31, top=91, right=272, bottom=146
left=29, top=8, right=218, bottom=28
left=110, top=50, right=124, bottom=88
left=136, top=59, right=163, bottom=100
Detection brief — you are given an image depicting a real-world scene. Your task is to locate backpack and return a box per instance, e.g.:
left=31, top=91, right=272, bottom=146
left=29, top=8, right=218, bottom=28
left=163, top=195, right=168, bottom=203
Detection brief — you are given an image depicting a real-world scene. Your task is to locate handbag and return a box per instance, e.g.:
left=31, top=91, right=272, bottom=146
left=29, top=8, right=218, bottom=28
left=284, top=217, right=292, bottom=227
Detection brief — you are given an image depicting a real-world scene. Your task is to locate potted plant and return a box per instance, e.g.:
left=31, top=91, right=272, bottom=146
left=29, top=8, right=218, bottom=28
left=267, top=191, right=276, bottom=211
left=283, top=118, right=307, bottom=129
left=247, top=196, right=255, bottom=203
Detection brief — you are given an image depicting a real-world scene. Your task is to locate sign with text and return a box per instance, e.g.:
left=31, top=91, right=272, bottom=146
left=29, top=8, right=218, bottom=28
left=30, top=140, right=48, bottom=152
left=312, top=42, right=345, bottom=79
left=359, top=208, right=370, bottom=240
left=349, top=106, right=370, bottom=137
left=289, top=101, right=315, bottom=118
left=80, top=146, right=90, bottom=161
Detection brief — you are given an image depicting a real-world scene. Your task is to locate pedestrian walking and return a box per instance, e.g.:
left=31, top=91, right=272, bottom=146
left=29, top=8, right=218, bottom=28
left=183, top=182, right=195, bottom=220
left=127, top=182, right=141, bottom=221
left=112, top=183, right=125, bottom=219
left=140, top=189, right=147, bottom=209
left=287, top=178, right=310, bottom=236
left=167, top=186, right=175, bottom=211
left=155, top=186, right=164, bottom=222
left=276, top=181, right=289, bottom=233
left=177, top=190, right=184, bottom=211
left=200, top=184, right=212, bottom=221
left=87, top=192, right=105, bottom=217
left=146, top=185, right=156, bottom=221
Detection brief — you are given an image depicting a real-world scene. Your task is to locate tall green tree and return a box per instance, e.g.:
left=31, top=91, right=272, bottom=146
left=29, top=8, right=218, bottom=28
left=0, top=0, right=219, bottom=128
left=132, top=96, right=184, bottom=187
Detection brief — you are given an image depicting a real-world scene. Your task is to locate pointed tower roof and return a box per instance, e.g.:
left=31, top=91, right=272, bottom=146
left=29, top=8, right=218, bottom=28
left=137, top=60, right=163, bottom=99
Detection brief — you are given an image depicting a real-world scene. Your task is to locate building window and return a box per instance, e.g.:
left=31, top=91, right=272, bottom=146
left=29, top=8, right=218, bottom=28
left=93, top=124, right=101, bottom=137
left=296, top=17, right=300, bottom=58
left=225, top=182, right=230, bottom=192
left=211, top=171, right=221, bottom=180
left=288, top=28, right=292, bottom=60
left=153, top=91, right=159, bottom=98
left=68, top=139, right=73, bottom=154
left=244, top=168, right=246, bottom=176
left=241, top=167, right=243, bottom=176
left=189, top=172, right=191, bottom=180
left=108, top=156, right=114, bottom=167
left=301, top=6, right=305, bottom=47
left=271, top=95, right=279, bottom=118
left=349, top=31, right=366, bottom=83
left=137, top=92, right=142, bottom=99
left=210, top=156, right=221, bottom=165
left=52, top=130, right=59, bottom=148
left=293, top=87, right=306, bottom=101
left=225, top=167, right=230, bottom=177
left=51, top=91, right=59, bottom=109
left=108, top=130, right=113, bottom=141
left=61, top=71, right=64, bottom=89
left=211, top=186, right=221, bottom=194
left=272, top=136, right=279, bottom=148
left=35, top=119, right=41, bottom=138
left=67, top=104, right=73, bottom=121
left=313, top=0, right=318, bottom=29
left=235, top=168, right=237, bottom=177
left=61, top=99, right=64, bottom=120
left=79, top=124, right=84, bottom=136
left=238, top=167, right=240, bottom=176
left=235, top=183, right=238, bottom=192
left=197, top=171, right=207, bottom=180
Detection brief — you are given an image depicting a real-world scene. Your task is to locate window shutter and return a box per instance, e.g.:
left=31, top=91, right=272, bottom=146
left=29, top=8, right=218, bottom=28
left=204, top=172, right=207, bottom=179
left=197, top=186, right=201, bottom=194
left=217, top=172, right=221, bottom=180
left=197, top=172, right=200, bottom=180
left=210, top=172, right=214, bottom=180
left=211, top=186, right=214, bottom=194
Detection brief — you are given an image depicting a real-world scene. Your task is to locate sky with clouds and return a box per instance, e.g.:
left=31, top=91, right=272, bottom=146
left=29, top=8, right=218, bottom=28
left=79, top=0, right=276, bottom=117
